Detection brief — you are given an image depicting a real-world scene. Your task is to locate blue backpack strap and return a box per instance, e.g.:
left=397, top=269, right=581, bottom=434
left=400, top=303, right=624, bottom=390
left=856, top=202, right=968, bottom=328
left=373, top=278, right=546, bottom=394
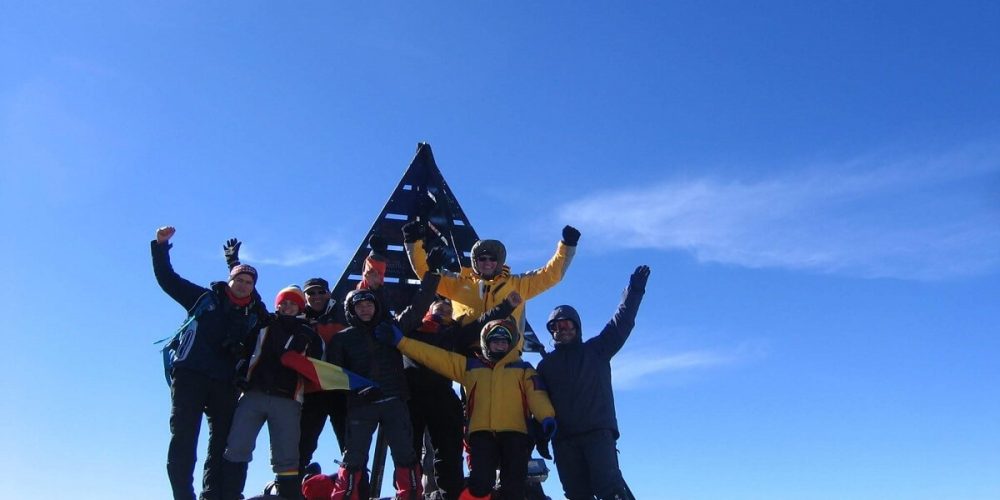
left=159, top=291, right=217, bottom=387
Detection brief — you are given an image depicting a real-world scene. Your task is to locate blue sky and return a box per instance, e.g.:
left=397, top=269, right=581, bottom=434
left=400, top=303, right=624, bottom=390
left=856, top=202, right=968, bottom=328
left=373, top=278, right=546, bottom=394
left=2, top=2, right=998, bottom=499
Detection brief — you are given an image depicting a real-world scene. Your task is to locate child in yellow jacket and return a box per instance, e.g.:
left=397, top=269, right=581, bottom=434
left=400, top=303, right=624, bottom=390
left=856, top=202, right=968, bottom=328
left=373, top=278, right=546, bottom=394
left=375, top=302, right=556, bottom=500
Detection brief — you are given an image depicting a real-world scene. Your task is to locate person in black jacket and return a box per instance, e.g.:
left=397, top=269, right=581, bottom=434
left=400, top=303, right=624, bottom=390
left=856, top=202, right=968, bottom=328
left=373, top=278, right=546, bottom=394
left=535, top=266, right=650, bottom=500
left=297, top=277, right=349, bottom=479
left=151, top=226, right=268, bottom=500
left=325, top=260, right=443, bottom=500
left=220, top=285, right=316, bottom=500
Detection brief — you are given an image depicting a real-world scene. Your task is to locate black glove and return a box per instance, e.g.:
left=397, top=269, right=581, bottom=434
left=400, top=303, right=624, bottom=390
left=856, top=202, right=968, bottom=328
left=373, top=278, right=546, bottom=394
left=304, top=462, right=322, bottom=476
left=368, top=234, right=388, bottom=254
left=528, top=418, right=553, bottom=460
left=426, top=246, right=448, bottom=272
left=536, top=437, right=552, bottom=460
left=401, top=221, right=426, bottom=243
left=630, top=265, right=651, bottom=291
left=223, top=238, right=242, bottom=270
left=561, top=225, right=581, bottom=246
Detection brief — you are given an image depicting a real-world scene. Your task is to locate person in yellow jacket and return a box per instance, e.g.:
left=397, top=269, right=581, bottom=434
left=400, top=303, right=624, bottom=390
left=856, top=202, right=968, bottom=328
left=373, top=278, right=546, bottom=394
left=401, top=221, right=580, bottom=335
left=374, top=299, right=557, bottom=500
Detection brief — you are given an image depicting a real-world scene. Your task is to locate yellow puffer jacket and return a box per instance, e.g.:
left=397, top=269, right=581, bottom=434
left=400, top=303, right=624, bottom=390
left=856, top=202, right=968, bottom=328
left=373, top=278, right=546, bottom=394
left=395, top=322, right=555, bottom=434
left=405, top=240, right=575, bottom=333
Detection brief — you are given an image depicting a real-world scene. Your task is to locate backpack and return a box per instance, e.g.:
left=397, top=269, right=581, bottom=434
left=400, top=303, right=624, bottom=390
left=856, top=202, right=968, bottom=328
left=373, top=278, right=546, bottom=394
left=154, top=291, right=218, bottom=387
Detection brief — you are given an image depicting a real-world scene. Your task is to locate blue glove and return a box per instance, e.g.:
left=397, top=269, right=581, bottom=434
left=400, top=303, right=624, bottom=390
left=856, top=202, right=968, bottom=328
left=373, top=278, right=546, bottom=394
left=374, top=320, right=403, bottom=346
left=541, top=417, right=557, bottom=441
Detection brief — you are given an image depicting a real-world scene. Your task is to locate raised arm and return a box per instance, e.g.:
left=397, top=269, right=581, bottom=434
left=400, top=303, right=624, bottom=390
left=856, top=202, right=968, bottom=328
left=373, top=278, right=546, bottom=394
left=375, top=322, right=467, bottom=383
left=402, top=221, right=431, bottom=278
left=151, top=226, right=210, bottom=311
left=513, top=226, right=579, bottom=300
left=588, top=265, right=650, bottom=359
left=454, top=292, right=521, bottom=353
left=394, top=247, right=449, bottom=332
left=223, top=238, right=242, bottom=270
left=403, top=221, right=467, bottom=301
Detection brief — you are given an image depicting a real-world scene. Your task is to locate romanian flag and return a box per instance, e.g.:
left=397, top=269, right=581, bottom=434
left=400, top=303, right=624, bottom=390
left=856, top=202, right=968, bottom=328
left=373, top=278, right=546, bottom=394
left=281, top=352, right=378, bottom=392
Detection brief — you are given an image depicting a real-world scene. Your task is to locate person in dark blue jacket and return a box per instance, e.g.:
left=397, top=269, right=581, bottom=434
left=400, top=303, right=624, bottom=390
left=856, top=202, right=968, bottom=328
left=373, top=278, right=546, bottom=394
left=535, top=265, right=650, bottom=500
left=152, top=226, right=268, bottom=500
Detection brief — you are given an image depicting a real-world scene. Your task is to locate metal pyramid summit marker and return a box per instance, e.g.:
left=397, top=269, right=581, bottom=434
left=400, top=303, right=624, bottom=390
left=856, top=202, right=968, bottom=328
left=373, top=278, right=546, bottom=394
left=330, top=142, right=547, bottom=353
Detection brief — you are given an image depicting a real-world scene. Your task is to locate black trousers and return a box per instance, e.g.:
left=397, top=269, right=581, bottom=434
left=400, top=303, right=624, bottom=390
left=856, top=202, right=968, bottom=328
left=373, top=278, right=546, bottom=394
left=342, top=398, right=417, bottom=468
left=552, top=429, right=627, bottom=500
left=298, top=390, right=347, bottom=470
left=467, top=431, right=532, bottom=500
left=408, top=389, right=465, bottom=500
left=167, top=368, right=239, bottom=500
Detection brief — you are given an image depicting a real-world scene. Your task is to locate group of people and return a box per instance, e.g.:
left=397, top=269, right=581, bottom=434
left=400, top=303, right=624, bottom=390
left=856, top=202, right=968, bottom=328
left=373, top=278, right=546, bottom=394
left=152, top=219, right=649, bottom=500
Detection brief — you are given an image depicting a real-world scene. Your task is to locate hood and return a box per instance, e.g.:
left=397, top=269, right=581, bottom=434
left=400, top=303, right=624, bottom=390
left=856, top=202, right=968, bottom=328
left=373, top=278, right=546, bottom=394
left=344, top=288, right=382, bottom=329
left=479, top=318, right=524, bottom=365
left=547, top=304, right=582, bottom=344
left=470, top=239, right=507, bottom=276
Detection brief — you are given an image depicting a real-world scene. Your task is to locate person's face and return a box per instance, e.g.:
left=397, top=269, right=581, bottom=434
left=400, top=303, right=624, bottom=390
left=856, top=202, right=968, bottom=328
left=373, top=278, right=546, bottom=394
left=551, top=319, right=578, bottom=344
left=476, top=254, right=498, bottom=278
left=354, top=300, right=376, bottom=322
left=228, top=274, right=255, bottom=299
left=277, top=299, right=301, bottom=316
left=364, top=268, right=384, bottom=288
left=305, top=287, right=329, bottom=311
left=430, top=301, right=453, bottom=320
left=488, top=339, right=510, bottom=355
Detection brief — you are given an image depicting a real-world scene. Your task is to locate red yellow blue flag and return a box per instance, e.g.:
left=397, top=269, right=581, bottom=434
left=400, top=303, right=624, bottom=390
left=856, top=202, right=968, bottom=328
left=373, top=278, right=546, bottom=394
left=281, top=352, right=378, bottom=392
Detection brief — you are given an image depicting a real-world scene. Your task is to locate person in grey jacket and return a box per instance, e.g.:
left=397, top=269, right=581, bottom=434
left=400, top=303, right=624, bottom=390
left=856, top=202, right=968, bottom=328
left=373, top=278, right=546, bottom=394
left=535, top=265, right=650, bottom=500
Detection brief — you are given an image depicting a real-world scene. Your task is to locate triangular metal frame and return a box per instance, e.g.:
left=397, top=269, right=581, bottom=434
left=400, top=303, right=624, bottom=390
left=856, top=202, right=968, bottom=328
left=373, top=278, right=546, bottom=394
left=330, top=142, right=546, bottom=352
left=330, top=143, right=548, bottom=499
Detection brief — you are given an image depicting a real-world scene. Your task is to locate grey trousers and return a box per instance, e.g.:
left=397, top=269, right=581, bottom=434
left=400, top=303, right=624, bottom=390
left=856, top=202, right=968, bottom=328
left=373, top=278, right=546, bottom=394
left=223, top=390, right=302, bottom=473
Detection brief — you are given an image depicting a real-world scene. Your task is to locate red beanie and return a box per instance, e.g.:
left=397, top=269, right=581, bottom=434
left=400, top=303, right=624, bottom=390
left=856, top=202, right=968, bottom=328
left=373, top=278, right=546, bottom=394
left=274, top=285, right=306, bottom=310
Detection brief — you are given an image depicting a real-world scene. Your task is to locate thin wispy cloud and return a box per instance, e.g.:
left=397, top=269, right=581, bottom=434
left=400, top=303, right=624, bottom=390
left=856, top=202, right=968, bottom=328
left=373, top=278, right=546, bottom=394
left=611, top=339, right=765, bottom=390
left=559, top=143, right=1000, bottom=280
left=241, top=240, right=351, bottom=267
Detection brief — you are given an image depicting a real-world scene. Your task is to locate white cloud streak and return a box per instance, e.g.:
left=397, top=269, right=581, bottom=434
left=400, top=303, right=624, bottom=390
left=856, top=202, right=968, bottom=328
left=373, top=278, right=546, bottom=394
left=559, top=143, right=1000, bottom=280
left=241, top=240, right=351, bottom=267
left=611, top=339, right=767, bottom=389
left=612, top=351, right=735, bottom=389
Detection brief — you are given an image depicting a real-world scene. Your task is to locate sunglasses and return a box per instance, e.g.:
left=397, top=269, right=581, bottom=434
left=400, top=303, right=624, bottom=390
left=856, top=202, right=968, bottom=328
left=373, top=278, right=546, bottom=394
left=486, top=327, right=512, bottom=342
left=305, top=289, right=328, bottom=296
left=476, top=255, right=498, bottom=262
left=548, top=319, right=576, bottom=333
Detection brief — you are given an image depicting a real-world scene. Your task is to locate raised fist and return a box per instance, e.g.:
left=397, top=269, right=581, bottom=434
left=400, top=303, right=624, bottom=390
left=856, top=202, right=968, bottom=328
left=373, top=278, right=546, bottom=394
left=156, top=226, right=176, bottom=244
